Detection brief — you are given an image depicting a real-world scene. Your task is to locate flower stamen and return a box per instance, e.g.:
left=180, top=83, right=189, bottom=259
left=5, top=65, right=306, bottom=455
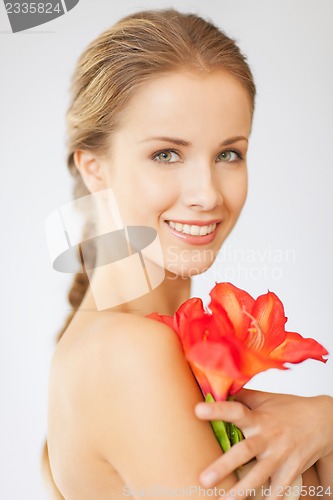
left=242, top=306, right=265, bottom=350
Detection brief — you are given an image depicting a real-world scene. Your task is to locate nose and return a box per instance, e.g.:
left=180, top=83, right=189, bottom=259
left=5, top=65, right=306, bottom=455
left=182, top=163, right=223, bottom=211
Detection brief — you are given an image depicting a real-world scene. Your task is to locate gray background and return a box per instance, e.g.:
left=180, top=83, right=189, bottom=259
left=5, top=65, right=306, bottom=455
left=1, top=0, right=332, bottom=498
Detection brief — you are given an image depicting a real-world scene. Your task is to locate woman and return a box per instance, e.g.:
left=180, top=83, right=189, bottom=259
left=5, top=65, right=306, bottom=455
left=43, top=8, right=333, bottom=499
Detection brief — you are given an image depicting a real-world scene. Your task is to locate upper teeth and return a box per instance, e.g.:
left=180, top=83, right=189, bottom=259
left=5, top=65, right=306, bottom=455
left=167, top=221, right=217, bottom=236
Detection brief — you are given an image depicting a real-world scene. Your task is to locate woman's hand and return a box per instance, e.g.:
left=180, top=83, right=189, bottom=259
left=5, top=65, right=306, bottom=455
left=195, top=389, right=333, bottom=498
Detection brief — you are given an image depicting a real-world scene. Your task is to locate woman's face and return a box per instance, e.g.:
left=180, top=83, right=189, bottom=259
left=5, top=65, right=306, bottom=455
left=100, top=70, right=252, bottom=278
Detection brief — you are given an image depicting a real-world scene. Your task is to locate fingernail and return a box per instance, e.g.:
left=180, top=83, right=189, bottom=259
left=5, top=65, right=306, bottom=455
left=195, top=403, right=212, bottom=417
left=200, top=470, right=218, bottom=487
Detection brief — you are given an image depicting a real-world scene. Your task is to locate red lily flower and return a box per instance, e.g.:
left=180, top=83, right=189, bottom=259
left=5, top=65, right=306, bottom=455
left=147, top=283, right=328, bottom=401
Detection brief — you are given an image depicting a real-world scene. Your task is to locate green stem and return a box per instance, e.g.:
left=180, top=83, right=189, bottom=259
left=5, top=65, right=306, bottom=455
left=205, top=393, right=245, bottom=452
left=205, top=393, right=231, bottom=453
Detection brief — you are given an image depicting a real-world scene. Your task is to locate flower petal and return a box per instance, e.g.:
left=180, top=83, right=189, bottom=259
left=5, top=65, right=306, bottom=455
left=229, top=348, right=287, bottom=394
left=270, top=331, right=329, bottom=363
left=146, top=312, right=174, bottom=330
left=209, top=304, right=235, bottom=339
left=175, top=298, right=209, bottom=350
left=187, top=338, right=286, bottom=400
left=175, top=297, right=205, bottom=325
left=186, top=341, right=242, bottom=400
left=249, top=291, right=287, bottom=352
left=209, top=282, right=255, bottom=341
left=175, top=298, right=228, bottom=349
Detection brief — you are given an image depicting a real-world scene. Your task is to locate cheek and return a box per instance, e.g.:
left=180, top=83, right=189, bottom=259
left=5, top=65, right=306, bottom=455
left=112, top=171, right=178, bottom=223
left=221, top=169, right=248, bottom=216
left=135, top=172, right=178, bottom=213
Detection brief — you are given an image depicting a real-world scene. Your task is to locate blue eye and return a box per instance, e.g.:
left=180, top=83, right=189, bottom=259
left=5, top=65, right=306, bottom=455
left=152, top=150, right=181, bottom=163
left=217, top=150, right=242, bottom=162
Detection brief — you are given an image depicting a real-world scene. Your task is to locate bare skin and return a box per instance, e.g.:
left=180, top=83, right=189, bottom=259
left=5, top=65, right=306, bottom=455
left=48, top=69, right=250, bottom=499
left=48, top=311, right=238, bottom=499
left=47, top=70, right=329, bottom=498
left=196, top=391, right=333, bottom=497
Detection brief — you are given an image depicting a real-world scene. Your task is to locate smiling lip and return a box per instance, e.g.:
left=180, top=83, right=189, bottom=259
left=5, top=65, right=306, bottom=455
left=164, top=219, right=222, bottom=245
left=165, top=219, right=222, bottom=226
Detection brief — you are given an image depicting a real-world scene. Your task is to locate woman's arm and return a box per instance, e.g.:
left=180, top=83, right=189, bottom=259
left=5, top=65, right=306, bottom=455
left=195, top=389, right=333, bottom=494
left=76, top=313, right=237, bottom=498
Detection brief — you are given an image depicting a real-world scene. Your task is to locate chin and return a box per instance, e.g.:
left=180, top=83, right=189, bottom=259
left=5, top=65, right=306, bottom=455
left=165, top=258, right=215, bottom=279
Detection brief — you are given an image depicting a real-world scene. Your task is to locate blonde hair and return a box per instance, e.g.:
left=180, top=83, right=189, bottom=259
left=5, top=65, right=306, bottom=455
left=42, top=8, right=256, bottom=497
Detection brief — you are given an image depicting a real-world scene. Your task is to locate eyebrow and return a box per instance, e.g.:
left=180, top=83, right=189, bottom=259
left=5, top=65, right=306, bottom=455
left=140, top=136, right=248, bottom=147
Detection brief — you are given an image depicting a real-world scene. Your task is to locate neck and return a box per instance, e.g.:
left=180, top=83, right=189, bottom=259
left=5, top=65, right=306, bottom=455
left=79, top=267, right=191, bottom=317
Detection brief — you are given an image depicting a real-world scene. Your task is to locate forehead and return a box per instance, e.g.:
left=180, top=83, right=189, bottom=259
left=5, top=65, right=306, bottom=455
left=116, top=70, right=252, bottom=139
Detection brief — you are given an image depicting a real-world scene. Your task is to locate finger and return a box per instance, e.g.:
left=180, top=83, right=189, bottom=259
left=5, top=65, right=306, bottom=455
left=268, top=471, right=303, bottom=500
left=222, top=458, right=277, bottom=500
left=195, top=400, right=253, bottom=428
left=200, top=435, right=265, bottom=488
left=233, top=388, right=273, bottom=409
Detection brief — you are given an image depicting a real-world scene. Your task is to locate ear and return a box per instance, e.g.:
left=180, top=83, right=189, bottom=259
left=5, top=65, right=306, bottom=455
left=73, top=150, right=108, bottom=193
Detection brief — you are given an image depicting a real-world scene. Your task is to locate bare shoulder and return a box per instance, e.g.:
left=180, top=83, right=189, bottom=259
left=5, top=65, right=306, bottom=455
left=84, top=311, right=194, bottom=414
left=51, top=311, right=237, bottom=491
left=49, top=311, right=185, bottom=449
left=53, top=310, right=178, bottom=366
left=57, top=310, right=189, bottom=415
left=66, top=311, right=184, bottom=373
left=100, top=311, right=182, bottom=351
left=63, top=310, right=199, bottom=448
